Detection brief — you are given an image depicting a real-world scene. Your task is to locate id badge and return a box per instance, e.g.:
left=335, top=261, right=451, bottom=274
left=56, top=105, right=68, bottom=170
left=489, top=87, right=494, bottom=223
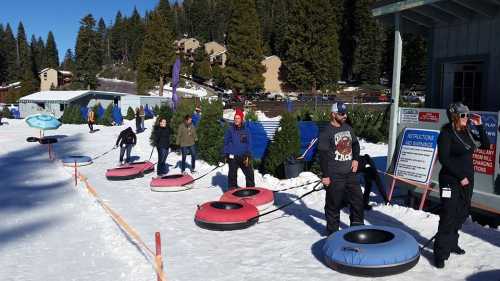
left=442, top=187, right=452, bottom=198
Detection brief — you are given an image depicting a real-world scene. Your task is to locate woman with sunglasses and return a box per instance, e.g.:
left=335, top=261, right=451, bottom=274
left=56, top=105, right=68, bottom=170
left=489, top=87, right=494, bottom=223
left=433, top=102, right=489, bottom=268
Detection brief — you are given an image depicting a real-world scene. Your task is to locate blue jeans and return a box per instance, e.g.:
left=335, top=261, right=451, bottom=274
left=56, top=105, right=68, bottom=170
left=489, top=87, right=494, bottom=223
left=157, top=147, right=169, bottom=175
left=181, top=145, right=196, bottom=172
left=119, top=144, right=133, bottom=163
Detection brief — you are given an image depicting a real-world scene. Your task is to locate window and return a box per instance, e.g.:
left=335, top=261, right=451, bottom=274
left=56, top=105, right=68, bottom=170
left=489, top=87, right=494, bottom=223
left=36, top=103, right=45, bottom=109
left=453, top=62, right=482, bottom=110
left=60, top=104, right=65, bottom=111
left=43, top=72, right=47, bottom=81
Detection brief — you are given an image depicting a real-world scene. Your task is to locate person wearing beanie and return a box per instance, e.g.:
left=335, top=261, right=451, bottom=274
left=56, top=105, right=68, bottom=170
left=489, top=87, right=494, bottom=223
left=318, top=102, right=364, bottom=236
left=433, top=102, right=489, bottom=269
left=223, top=108, right=255, bottom=189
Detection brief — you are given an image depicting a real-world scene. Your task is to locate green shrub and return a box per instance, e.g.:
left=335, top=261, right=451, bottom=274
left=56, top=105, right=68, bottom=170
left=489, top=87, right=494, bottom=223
left=1, top=106, right=12, bottom=119
left=125, top=106, right=135, bottom=120
left=245, top=108, right=258, bottom=121
left=348, top=107, right=388, bottom=143
left=100, top=103, right=114, bottom=126
left=197, top=100, right=226, bottom=165
left=264, top=112, right=301, bottom=178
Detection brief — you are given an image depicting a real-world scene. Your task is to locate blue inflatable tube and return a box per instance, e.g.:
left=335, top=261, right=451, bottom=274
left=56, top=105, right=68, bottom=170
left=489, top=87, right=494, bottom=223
left=62, top=155, right=93, bottom=167
left=323, top=225, right=420, bottom=277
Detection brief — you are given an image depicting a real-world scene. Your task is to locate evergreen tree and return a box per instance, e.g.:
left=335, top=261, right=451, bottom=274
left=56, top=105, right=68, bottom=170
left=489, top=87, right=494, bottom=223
left=17, top=22, right=38, bottom=96
left=192, top=48, right=211, bottom=81
left=101, top=103, right=114, bottom=126
left=264, top=112, right=300, bottom=178
left=137, top=8, right=176, bottom=96
left=172, top=1, right=185, bottom=38
left=224, top=0, right=265, bottom=95
left=271, top=0, right=289, bottom=58
left=0, top=25, right=6, bottom=82
left=188, top=0, right=211, bottom=41
left=30, top=35, right=43, bottom=72
left=110, top=11, right=126, bottom=63
left=197, top=100, right=225, bottom=165
left=61, top=49, right=76, bottom=73
left=127, top=8, right=145, bottom=69
left=2, top=105, right=13, bottom=118
left=282, top=0, right=341, bottom=92
left=45, top=31, right=59, bottom=69
left=210, top=0, right=231, bottom=43
left=125, top=106, right=135, bottom=120
left=157, top=0, right=175, bottom=33
left=402, top=34, right=427, bottom=87
left=75, top=14, right=100, bottom=89
left=97, top=18, right=108, bottom=66
left=36, top=37, right=46, bottom=70
left=351, top=0, right=383, bottom=84
left=3, top=24, right=19, bottom=82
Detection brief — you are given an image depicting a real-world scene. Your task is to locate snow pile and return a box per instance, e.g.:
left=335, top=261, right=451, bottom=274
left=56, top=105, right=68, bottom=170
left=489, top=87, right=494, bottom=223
left=223, top=108, right=281, bottom=121
left=0, top=118, right=499, bottom=281
left=149, top=82, right=208, bottom=98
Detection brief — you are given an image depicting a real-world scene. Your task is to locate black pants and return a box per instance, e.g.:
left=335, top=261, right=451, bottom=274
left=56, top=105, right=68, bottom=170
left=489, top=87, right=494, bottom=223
left=228, top=155, right=255, bottom=189
left=325, top=173, right=364, bottom=233
left=358, top=155, right=389, bottom=206
left=434, top=178, right=473, bottom=260
left=119, top=144, right=133, bottom=163
left=88, top=121, right=93, bottom=131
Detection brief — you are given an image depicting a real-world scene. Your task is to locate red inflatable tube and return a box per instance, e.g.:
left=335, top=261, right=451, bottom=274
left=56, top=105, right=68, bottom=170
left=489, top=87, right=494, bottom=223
left=105, top=161, right=154, bottom=180
left=194, top=201, right=259, bottom=231
left=220, top=187, right=274, bottom=211
left=150, top=174, right=194, bottom=192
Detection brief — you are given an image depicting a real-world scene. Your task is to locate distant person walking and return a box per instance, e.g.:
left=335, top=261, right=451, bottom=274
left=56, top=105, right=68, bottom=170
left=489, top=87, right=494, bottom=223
left=115, top=127, right=137, bottom=165
left=135, top=107, right=141, bottom=133
left=176, top=114, right=198, bottom=174
left=139, top=105, right=145, bottom=131
left=87, top=108, right=95, bottom=133
left=192, top=107, right=202, bottom=127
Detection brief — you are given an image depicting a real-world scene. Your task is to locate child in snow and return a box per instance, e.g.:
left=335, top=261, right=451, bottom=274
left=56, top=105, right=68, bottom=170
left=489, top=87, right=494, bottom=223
left=87, top=108, right=95, bottom=133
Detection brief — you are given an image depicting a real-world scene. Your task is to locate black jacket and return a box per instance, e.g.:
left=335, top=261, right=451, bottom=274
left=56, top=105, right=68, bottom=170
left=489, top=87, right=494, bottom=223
left=153, top=126, right=172, bottom=149
left=438, top=123, right=489, bottom=183
left=116, top=127, right=137, bottom=147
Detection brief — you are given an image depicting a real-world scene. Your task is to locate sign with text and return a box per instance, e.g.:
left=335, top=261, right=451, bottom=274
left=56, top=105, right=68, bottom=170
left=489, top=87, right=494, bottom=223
left=400, top=108, right=419, bottom=125
left=471, top=113, right=498, bottom=175
left=395, top=128, right=440, bottom=184
left=418, top=112, right=440, bottom=123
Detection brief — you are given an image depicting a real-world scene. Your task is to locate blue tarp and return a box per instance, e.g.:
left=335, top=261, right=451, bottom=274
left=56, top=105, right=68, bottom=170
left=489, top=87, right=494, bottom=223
left=80, top=107, right=88, bottom=120
left=144, top=105, right=154, bottom=119
left=192, top=112, right=201, bottom=127
left=10, top=108, right=20, bottom=119
left=112, top=106, right=123, bottom=125
left=246, top=121, right=270, bottom=160
left=97, top=104, right=105, bottom=119
left=298, top=121, right=319, bottom=161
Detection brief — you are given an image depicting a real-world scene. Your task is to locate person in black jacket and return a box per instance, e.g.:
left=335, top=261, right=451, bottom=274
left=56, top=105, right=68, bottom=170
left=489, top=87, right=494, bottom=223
left=115, top=127, right=137, bottom=165
left=152, top=118, right=172, bottom=176
left=433, top=102, right=489, bottom=269
left=358, top=154, right=389, bottom=209
left=318, top=102, right=364, bottom=235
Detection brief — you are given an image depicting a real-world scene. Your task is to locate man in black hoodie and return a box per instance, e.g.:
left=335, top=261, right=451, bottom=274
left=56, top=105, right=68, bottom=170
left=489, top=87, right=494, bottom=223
left=318, top=102, right=364, bottom=235
left=115, top=127, right=137, bottom=165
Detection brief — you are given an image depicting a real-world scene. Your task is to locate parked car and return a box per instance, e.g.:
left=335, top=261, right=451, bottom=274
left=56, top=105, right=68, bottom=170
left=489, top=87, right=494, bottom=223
left=267, top=92, right=285, bottom=101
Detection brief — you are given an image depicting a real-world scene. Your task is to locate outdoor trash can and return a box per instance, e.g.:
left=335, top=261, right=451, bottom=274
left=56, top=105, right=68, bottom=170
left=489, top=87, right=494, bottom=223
left=284, top=156, right=304, bottom=179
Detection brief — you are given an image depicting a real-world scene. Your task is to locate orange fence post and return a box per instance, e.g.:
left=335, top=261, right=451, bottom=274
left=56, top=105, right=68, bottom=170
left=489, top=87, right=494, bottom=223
left=155, top=232, right=164, bottom=281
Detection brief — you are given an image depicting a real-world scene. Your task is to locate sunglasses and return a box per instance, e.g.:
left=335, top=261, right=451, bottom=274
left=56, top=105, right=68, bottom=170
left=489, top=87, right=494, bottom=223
left=459, top=113, right=469, bottom=118
left=336, top=112, right=346, bottom=116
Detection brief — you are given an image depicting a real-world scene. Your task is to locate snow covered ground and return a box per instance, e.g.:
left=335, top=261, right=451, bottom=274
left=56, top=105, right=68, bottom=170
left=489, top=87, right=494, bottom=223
left=0, top=119, right=499, bottom=281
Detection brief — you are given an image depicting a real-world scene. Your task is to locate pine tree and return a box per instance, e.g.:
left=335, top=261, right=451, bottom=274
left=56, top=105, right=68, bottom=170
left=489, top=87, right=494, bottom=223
left=2, top=105, right=13, bottom=118
left=172, top=1, right=185, bottom=38
left=264, top=112, right=300, bottom=178
left=127, top=8, right=145, bottom=69
left=224, top=0, right=265, bottom=95
left=197, top=100, right=225, bottom=165
left=402, top=34, right=427, bottom=87
left=126, top=106, right=135, bottom=120
left=101, top=103, right=114, bottom=126
left=3, top=24, right=19, bottom=82
left=45, top=31, right=59, bottom=69
left=0, top=25, right=6, bottom=82
left=282, top=0, right=341, bottom=92
left=210, top=0, right=231, bottom=43
left=75, top=14, right=100, bottom=89
left=30, top=35, right=43, bottom=73
left=61, top=49, right=76, bottom=73
left=110, top=11, right=126, bottom=63
left=192, top=48, right=211, bottom=81
left=17, top=22, right=39, bottom=96
left=97, top=18, right=108, bottom=67
left=189, top=0, right=211, bottom=41
left=137, top=8, right=176, bottom=96
left=351, top=0, right=383, bottom=84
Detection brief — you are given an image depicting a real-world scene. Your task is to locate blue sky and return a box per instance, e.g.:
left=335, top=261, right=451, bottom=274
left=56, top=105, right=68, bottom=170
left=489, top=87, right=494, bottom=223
left=1, top=0, right=161, bottom=61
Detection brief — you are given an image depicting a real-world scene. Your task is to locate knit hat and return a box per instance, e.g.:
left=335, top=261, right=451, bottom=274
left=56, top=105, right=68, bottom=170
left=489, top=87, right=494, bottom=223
left=447, top=102, right=469, bottom=121
left=234, top=108, right=244, bottom=120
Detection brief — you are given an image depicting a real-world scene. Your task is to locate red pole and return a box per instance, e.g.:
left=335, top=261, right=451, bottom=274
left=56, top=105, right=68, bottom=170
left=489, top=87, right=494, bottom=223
left=155, top=232, right=163, bottom=281
left=74, top=161, right=78, bottom=186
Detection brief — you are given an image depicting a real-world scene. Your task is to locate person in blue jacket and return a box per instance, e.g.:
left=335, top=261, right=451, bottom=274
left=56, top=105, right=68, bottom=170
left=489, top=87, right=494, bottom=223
left=192, top=107, right=201, bottom=127
left=223, top=108, right=254, bottom=190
